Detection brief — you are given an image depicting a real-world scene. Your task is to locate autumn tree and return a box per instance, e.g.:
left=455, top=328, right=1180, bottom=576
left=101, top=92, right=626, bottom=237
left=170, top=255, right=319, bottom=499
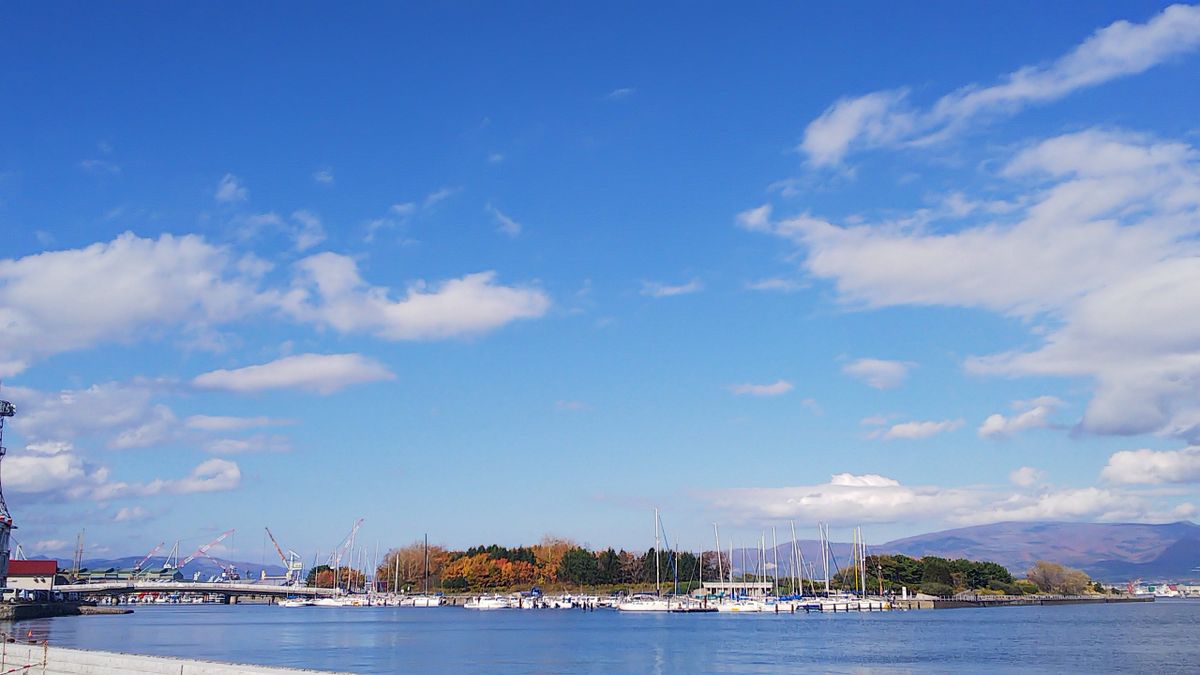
left=376, top=542, right=450, bottom=592
left=1027, top=561, right=1091, bottom=595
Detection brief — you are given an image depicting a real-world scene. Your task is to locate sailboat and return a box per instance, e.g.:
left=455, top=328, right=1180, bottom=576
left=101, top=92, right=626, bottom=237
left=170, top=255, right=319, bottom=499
left=618, top=509, right=674, bottom=612
left=401, top=534, right=444, bottom=607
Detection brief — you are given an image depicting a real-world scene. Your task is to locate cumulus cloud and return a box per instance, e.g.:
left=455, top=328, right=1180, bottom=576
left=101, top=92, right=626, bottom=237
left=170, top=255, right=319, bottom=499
left=5, top=442, right=241, bottom=501
left=979, top=396, right=1064, bottom=438
left=290, top=210, right=326, bottom=251
left=214, top=173, right=248, bottom=203
left=800, top=4, right=1200, bottom=164
left=842, top=358, right=911, bottom=389
left=0, top=232, right=269, bottom=375
left=753, top=129, right=1200, bottom=443
left=192, top=353, right=394, bottom=394
left=113, top=505, right=150, bottom=522
left=1102, top=446, right=1200, bottom=484
left=640, top=279, right=703, bottom=298
left=708, top=472, right=1178, bottom=526
left=875, top=419, right=963, bottom=440
left=280, top=253, right=550, bottom=340
left=1010, top=466, right=1045, bottom=487
left=728, top=380, right=794, bottom=397
left=9, top=382, right=178, bottom=449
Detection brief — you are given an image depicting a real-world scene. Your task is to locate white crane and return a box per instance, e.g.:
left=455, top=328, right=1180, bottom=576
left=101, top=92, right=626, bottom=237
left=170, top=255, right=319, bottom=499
left=265, top=527, right=304, bottom=586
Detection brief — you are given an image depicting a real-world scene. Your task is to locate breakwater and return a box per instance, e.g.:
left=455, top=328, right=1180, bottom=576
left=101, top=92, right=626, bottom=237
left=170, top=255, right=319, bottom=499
left=0, top=642, right=348, bottom=674
left=933, top=594, right=1154, bottom=609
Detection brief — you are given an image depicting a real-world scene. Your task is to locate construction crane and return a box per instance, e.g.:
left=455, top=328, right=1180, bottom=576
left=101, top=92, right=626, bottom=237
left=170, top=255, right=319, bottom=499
left=176, top=529, right=235, bottom=570
left=265, top=527, right=304, bottom=586
left=133, top=542, right=165, bottom=574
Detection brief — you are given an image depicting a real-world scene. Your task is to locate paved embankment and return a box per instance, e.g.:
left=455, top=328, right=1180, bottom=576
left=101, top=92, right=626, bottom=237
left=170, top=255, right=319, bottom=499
left=0, top=603, right=133, bottom=621
left=0, top=642, right=349, bottom=674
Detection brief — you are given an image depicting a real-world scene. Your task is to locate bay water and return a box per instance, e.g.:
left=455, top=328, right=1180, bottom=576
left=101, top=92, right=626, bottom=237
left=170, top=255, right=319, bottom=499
left=8, top=600, right=1200, bottom=673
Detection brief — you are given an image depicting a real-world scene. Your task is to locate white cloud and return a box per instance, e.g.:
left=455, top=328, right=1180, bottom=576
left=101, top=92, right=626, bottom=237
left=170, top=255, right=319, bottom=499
left=745, top=277, right=804, bottom=293
left=709, top=472, right=1176, bottom=526
left=113, top=506, right=150, bottom=522
left=92, top=458, right=243, bottom=500
left=0, top=232, right=268, bottom=375
left=32, top=540, right=70, bottom=553
left=605, top=87, right=635, bottom=100
left=9, top=382, right=177, bottom=449
left=728, top=380, right=794, bottom=397
left=1102, top=446, right=1200, bottom=484
left=214, top=173, right=248, bottom=203
left=184, top=415, right=292, bottom=432
left=800, top=4, right=1200, bottom=164
left=640, top=279, right=703, bottom=298
left=1009, top=466, right=1045, bottom=487
left=736, top=204, right=773, bottom=231
left=312, top=169, right=334, bottom=185
left=842, top=358, right=911, bottom=389
left=280, top=253, right=550, bottom=340
left=203, top=434, right=291, bottom=455
left=192, top=353, right=394, bottom=394
left=754, top=129, right=1200, bottom=442
left=979, top=396, right=1063, bottom=438
left=709, top=472, right=975, bottom=524
left=488, top=205, right=523, bottom=237
left=487, top=152, right=505, bottom=164
left=79, top=159, right=121, bottom=175
left=876, top=419, right=963, bottom=440
left=290, top=209, right=326, bottom=251
left=423, top=187, right=458, bottom=208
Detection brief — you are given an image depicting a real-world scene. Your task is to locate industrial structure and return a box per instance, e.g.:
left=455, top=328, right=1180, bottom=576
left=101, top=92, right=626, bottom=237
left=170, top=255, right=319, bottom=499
left=0, top=393, right=16, bottom=589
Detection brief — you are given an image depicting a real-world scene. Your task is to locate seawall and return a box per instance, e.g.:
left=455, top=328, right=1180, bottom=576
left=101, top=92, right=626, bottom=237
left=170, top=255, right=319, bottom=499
left=933, top=595, right=1154, bottom=609
left=0, top=642, right=350, bottom=674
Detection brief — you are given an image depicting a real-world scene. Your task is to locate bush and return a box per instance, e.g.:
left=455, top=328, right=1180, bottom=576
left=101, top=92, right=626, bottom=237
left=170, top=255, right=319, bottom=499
left=443, top=576, right=469, bottom=591
left=920, top=582, right=954, bottom=597
left=1014, top=579, right=1039, bottom=595
left=987, top=580, right=1022, bottom=595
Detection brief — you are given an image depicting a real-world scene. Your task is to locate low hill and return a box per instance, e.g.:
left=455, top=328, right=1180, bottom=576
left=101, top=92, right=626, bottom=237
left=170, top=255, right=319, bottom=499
left=44, top=556, right=287, bottom=581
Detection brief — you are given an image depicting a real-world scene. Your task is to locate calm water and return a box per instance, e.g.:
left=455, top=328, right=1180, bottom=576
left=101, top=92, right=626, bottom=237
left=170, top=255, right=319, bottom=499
left=7, top=601, right=1200, bottom=673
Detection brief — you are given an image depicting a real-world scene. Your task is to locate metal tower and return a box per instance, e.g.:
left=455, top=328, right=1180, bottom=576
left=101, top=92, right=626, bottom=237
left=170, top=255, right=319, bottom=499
left=0, top=395, right=15, bottom=589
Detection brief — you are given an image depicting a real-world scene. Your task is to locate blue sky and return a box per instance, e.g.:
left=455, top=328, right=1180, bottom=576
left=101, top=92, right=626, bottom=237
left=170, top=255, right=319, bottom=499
left=2, top=2, right=1200, bottom=563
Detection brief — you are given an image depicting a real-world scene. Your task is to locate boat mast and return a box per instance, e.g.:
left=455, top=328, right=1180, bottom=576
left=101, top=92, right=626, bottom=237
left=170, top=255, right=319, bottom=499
left=654, top=508, right=661, bottom=595
left=423, top=533, right=430, bottom=595
left=821, top=523, right=830, bottom=595
left=772, top=527, right=779, bottom=597
left=713, top=523, right=723, bottom=589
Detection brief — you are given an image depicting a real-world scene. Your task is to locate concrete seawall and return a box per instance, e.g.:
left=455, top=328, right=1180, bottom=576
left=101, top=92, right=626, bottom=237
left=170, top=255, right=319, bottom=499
left=0, top=643, right=350, bottom=674
left=933, top=595, right=1154, bottom=609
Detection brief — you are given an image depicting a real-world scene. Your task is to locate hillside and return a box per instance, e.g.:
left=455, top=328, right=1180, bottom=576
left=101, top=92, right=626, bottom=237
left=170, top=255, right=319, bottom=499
left=880, top=521, right=1200, bottom=581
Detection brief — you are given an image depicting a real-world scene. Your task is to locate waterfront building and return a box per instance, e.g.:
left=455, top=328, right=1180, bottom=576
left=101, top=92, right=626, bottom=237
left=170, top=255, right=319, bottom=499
left=5, top=559, right=63, bottom=598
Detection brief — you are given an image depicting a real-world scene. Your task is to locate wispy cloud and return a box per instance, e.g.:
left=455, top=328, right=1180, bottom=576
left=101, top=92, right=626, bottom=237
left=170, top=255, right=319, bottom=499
left=605, top=87, right=636, bottom=100
left=640, top=278, right=703, bottom=298
left=192, top=353, right=394, bottom=394
left=728, top=380, right=794, bottom=397
left=214, top=173, right=248, bottom=203
left=312, top=168, right=334, bottom=185
left=79, top=159, right=121, bottom=175
left=842, top=358, right=912, bottom=390
left=801, top=4, right=1200, bottom=165
left=872, top=419, right=963, bottom=440
left=488, top=204, right=523, bottom=237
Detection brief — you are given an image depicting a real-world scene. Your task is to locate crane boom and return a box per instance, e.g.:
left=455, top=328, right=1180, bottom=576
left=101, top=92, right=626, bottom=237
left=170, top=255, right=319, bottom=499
left=134, top=542, right=165, bottom=573
left=265, top=527, right=288, bottom=566
left=179, top=529, right=234, bottom=568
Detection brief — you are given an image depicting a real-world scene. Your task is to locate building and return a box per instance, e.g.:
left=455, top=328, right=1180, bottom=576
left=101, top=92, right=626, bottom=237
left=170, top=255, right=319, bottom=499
left=5, top=559, right=65, bottom=600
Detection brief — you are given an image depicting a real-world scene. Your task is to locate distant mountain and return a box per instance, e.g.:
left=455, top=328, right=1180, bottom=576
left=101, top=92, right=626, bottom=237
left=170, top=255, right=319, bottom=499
left=43, top=556, right=287, bottom=580
left=727, top=521, right=1200, bottom=583
left=880, top=521, right=1200, bottom=581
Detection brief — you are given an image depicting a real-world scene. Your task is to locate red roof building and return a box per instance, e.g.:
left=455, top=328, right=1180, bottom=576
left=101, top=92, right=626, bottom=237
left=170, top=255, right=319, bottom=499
left=8, top=560, right=57, bottom=576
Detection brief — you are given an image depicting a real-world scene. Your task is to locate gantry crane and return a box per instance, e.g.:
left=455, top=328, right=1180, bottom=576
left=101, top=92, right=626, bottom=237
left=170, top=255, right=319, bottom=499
left=175, top=529, right=235, bottom=570
left=265, top=527, right=304, bottom=586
